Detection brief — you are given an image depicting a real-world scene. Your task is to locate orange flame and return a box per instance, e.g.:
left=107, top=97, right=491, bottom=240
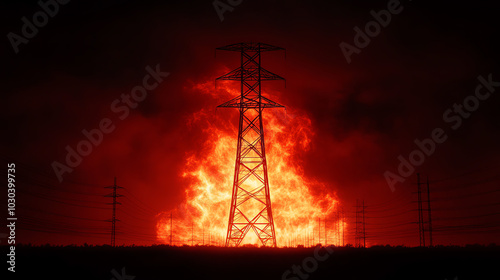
left=156, top=77, right=345, bottom=247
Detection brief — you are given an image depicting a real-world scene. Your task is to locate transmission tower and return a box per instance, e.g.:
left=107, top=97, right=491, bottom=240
left=342, top=207, right=345, bottom=247
left=318, top=217, right=321, bottom=245
left=417, top=173, right=425, bottom=247
left=426, top=176, right=433, bottom=247
left=362, top=200, right=366, bottom=248
left=417, top=173, right=433, bottom=247
left=324, top=216, right=327, bottom=246
left=216, top=42, right=285, bottom=247
left=336, top=205, right=340, bottom=246
left=355, top=199, right=366, bottom=248
left=355, top=200, right=360, bottom=247
left=105, top=177, right=123, bottom=247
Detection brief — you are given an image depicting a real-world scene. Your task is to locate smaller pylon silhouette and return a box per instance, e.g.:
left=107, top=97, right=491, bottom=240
left=105, top=177, right=123, bottom=247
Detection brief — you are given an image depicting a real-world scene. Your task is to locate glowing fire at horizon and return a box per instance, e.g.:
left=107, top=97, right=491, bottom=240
left=156, top=77, right=345, bottom=247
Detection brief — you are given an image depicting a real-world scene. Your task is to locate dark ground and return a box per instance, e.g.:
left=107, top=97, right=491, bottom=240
left=4, top=245, right=499, bottom=280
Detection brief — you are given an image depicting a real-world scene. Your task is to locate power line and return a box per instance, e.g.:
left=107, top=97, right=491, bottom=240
left=18, top=205, right=107, bottom=222
left=17, top=188, right=110, bottom=210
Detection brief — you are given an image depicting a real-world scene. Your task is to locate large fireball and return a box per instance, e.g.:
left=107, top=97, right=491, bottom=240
left=156, top=77, right=344, bottom=247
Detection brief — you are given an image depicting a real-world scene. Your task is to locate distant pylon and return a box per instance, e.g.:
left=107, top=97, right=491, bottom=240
left=105, top=177, right=123, bottom=247
left=324, top=216, right=327, bottom=246
left=342, top=207, right=345, bottom=246
left=318, top=217, right=321, bottom=245
left=417, top=174, right=433, bottom=247
left=417, top=173, right=425, bottom=247
left=217, top=43, right=285, bottom=247
left=355, top=199, right=366, bottom=248
left=355, top=200, right=361, bottom=247
left=362, top=200, right=366, bottom=248
left=426, top=176, right=433, bottom=247
left=306, top=220, right=311, bottom=247
left=337, top=205, right=340, bottom=246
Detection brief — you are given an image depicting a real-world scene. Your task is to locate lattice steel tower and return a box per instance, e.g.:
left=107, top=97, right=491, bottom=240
left=105, top=177, right=123, bottom=247
left=216, top=42, right=285, bottom=247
